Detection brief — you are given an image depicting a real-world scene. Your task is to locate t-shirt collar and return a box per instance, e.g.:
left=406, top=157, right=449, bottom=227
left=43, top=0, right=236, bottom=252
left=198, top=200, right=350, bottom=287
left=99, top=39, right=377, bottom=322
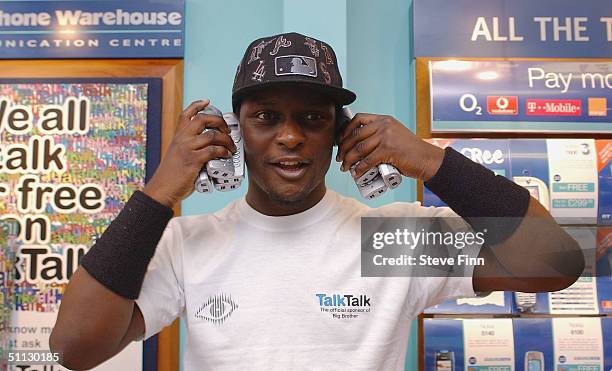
left=237, top=190, right=336, bottom=231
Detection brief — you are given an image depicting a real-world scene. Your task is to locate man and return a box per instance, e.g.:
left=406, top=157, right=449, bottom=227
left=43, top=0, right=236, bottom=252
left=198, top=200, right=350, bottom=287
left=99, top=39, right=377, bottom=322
left=50, top=32, right=583, bottom=370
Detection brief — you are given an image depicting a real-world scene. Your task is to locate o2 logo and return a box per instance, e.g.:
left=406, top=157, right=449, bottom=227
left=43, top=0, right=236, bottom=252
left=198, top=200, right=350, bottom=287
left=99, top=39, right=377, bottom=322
left=459, top=94, right=483, bottom=116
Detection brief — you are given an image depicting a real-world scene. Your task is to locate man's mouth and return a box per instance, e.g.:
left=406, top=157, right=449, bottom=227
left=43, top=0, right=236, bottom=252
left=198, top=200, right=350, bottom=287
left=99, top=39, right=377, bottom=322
left=269, top=159, right=310, bottom=179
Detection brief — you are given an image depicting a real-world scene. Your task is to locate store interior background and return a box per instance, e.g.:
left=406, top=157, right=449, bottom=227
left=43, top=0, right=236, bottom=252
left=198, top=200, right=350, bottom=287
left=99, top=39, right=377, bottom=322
left=180, top=0, right=417, bottom=369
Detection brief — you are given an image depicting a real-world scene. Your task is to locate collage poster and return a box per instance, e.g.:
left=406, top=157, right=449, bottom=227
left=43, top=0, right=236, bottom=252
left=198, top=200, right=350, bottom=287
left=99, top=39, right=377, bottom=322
left=0, top=80, right=161, bottom=370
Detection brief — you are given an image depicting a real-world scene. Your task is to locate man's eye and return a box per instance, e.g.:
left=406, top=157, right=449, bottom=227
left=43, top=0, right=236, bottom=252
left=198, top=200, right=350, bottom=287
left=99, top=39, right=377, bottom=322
left=304, top=113, right=324, bottom=121
left=256, top=112, right=275, bottom=120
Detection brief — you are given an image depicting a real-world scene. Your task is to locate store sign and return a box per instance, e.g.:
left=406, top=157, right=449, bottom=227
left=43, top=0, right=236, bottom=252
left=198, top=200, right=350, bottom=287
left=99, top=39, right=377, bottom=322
left=430, top=60, right=612, bottom=133
left=414, top=0, right=611, bottom=58
left=0, top=1, right=184, bottom=59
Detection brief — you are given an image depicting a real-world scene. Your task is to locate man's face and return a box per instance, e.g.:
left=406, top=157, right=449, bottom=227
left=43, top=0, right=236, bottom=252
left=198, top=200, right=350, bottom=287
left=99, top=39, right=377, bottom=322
left=239, top=85, right=336, bottom=209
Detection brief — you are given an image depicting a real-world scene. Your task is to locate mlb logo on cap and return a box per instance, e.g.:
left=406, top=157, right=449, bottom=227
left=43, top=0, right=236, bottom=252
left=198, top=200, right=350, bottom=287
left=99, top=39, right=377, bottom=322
left=275, top=55, right=318, bottom=77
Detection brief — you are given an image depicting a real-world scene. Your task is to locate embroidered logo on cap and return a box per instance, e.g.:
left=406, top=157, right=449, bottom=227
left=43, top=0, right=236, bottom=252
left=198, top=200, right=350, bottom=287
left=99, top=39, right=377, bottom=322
left=275, top=55, right=317, bottom=78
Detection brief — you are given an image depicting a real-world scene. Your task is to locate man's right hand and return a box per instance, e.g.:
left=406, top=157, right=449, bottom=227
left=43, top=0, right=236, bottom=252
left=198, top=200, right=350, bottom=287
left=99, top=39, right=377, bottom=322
left=143, top=100, right=237, bottom=208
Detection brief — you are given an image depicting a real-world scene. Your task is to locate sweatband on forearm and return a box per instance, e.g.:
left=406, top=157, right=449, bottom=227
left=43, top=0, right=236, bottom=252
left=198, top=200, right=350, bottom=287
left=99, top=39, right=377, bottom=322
left=80, top=190, right=174, bottom=299
left=424, top=147, right=531, bottom=245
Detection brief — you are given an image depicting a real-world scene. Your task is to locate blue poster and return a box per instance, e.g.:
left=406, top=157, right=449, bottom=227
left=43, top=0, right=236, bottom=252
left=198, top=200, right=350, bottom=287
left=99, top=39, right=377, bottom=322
left=0, top=1, right=184, bottom=59
left=423, top=319, right=465, bottom=371
left=414, top=0, right=612, bottom=58
left=430, top=60, right=612, bottom=133
left=603, top=318, right=612, bottom=370
left=513, top=318, right=554, bottom=371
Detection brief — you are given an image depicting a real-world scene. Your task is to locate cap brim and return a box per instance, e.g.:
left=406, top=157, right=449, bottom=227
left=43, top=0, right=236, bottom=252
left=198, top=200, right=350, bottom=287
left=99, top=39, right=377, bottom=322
left=232, top=80, right=356, bottom=111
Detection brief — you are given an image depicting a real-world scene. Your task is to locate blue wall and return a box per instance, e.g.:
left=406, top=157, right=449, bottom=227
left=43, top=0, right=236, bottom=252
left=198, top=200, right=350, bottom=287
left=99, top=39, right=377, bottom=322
left=181, top=0, right=417, bottom=369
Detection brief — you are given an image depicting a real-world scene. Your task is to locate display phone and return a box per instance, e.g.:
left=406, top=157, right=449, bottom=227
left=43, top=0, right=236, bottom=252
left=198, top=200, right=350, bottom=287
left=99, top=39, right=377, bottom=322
left=434, top=350, right=455, bottom=371
left=525, top=351, right=544, bottom=371
left=514, top=291, right=537, bottom=313
left=513, top=176, right=550, bottom=211
left=337, top=107, right=403, bottom=199
left=194, top=105, right=245, bottom=194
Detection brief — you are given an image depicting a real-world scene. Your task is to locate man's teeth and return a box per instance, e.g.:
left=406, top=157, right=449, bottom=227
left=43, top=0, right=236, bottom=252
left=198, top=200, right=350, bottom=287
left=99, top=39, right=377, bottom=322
left=280, top=161, right=300, bottom=166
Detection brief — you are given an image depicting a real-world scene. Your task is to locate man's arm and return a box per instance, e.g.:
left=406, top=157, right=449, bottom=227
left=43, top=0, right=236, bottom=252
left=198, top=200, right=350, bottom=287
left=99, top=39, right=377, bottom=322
left=420, top=144, right=584, bottom=293
left=471, top=197, right=583, bottom=293
left=336, top=113, right=584, bottom=293
left=50, top=268, right=145, bottom=369
left=50, top=100, right=237, bottom=369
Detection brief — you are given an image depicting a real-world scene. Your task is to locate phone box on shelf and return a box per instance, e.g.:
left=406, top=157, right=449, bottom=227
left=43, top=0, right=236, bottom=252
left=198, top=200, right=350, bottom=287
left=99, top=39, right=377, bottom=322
left=423, top=319, right=464, bottom=371
left=551, top=317, right=604, bottom=370
left=546, top=139, right=598, bottom=224
left=597, top=140, right=612, bottom=225
left=512, top=318, right=553, bottom=371
left=423, top=139, right=512, bottom=207
left=513, top=318, right=606, bottom=371
left=509, top=140, right=550, bottom=211
left=423, top=318, right=515, bottom=371
left=424, top=291, right=514, bottom=315
left=514, top=227, right=599, bottom=315
left=463, top=318, right=514, bottom=370
left=597, top=228, right=612, bottom=314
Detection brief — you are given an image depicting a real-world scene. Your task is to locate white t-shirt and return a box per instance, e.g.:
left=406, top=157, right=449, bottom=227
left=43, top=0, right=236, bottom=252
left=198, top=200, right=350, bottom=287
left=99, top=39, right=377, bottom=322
left=136, top=190, right=479, bottom=370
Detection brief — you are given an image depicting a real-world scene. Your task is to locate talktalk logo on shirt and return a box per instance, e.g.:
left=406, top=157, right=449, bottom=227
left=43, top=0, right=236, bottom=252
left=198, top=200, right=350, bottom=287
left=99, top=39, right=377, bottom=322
left=487, top=96, right=518, bottom=115
left=526, top=99, right=582, bottom=116
left=316, top=293, right=371, bottom=307
left=316, top=293, right=372, bottom=320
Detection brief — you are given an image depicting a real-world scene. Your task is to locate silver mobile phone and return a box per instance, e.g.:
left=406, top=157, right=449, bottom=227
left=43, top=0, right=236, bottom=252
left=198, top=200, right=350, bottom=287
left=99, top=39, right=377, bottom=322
left=357, top=176, right=387, bottom=200
left=339, top=107, right=402, bottom=197
left=195, top=168, right=213, bottom=193
left=194, top=106, right=244, bottom=193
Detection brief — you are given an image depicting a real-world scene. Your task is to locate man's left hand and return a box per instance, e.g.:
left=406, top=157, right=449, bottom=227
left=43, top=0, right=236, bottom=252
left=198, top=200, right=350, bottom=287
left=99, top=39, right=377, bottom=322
left=336, top=113, right=444, bottom=182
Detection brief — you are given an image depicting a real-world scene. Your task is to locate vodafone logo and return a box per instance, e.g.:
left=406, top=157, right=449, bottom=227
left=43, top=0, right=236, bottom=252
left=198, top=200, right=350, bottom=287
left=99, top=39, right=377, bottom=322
left=526, top=99, right=582, bottom=116
left=487, top=96, right=518, bottom=115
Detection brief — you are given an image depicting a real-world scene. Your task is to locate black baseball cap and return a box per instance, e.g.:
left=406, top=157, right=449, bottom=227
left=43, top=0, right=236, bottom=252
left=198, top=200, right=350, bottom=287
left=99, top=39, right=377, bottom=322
left=232, top=32, right=357, bottom=111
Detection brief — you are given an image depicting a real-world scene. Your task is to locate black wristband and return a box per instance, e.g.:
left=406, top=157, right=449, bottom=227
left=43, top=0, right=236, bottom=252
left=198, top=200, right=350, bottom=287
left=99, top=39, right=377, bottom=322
left=80, top=190, right=174, bottom=299
left=424, top=147, right=531, bottom=244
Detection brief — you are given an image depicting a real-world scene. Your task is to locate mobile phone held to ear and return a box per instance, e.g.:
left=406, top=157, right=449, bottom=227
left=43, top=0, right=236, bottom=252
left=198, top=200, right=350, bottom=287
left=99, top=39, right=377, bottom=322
left=194, top=105, right=245, bottom=194
left=339, top=108, right=403, bottom=199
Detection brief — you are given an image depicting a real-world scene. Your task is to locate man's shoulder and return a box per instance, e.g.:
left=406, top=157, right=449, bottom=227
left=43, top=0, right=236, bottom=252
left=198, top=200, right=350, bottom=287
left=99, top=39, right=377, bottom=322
left=331, top=190, right=457, bottom=218
left=167, top=198, right=242, bottom=238
left=358, top=199, right=456, bottom=218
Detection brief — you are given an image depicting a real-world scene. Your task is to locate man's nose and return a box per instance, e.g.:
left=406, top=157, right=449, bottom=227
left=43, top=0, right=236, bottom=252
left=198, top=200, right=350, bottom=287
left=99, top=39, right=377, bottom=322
left=274, top=117, right=305, bottom=149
